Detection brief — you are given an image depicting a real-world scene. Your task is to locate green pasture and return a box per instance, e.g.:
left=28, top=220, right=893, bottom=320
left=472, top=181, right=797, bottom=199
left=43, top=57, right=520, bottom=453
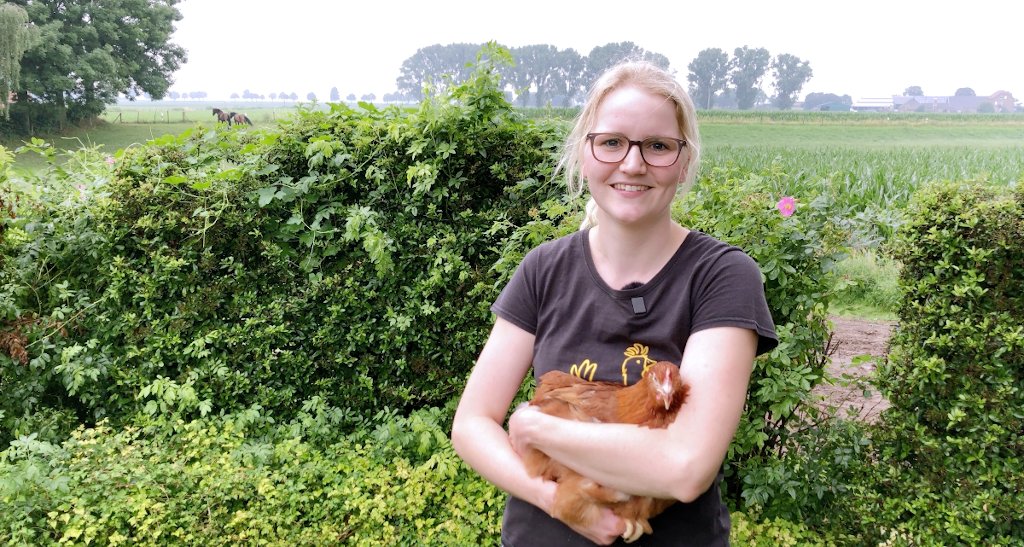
left=7, top=106, right=1022, bottom=169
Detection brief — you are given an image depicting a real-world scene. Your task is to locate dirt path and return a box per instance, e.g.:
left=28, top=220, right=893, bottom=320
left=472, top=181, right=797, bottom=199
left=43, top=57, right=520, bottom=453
left=814, top=316, right=896, bottom=421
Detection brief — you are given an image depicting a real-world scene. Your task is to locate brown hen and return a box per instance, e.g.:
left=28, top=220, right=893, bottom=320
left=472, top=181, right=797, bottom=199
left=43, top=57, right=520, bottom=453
left=521, top=360, right=689, bottom=543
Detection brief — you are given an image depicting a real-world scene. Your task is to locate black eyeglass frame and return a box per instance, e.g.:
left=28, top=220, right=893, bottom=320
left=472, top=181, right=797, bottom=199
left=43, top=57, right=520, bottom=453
left=585, top=132, right=688, bottom=167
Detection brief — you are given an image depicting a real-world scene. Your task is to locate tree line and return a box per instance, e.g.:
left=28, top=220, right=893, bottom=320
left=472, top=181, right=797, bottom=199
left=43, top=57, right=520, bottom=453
left=0, top=1, right=820, bottom=136
left=391, top=42, right=815, bottom=110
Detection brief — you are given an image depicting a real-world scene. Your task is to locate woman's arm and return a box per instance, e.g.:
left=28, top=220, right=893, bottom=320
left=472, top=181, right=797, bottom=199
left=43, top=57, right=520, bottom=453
left=451, top=317, right=555, bottom=511
left=508, top=326, right=757, bottom=502
left=453, top=317, right=638, bottom=544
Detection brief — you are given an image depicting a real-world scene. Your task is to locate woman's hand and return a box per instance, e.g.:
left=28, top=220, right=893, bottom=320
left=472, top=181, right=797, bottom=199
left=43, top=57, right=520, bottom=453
left=510, top=405, right=628, bottom=545
left=507, top=402, right=541, bottom=456
left=565, top=506, right=627, bottom=545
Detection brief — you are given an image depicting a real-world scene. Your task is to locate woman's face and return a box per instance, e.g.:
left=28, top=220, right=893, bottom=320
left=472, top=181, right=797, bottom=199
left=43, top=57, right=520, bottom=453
left=582, top=85, right=689, bottom=228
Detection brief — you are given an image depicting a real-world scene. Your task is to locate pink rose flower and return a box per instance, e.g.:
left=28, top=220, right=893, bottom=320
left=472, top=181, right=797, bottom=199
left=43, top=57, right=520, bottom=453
left=776, top=196, right=796, bottom=217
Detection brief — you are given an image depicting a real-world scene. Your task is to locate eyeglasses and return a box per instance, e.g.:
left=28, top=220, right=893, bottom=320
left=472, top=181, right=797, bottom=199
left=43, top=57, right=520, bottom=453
left=586, top=132, right=687, bottom=167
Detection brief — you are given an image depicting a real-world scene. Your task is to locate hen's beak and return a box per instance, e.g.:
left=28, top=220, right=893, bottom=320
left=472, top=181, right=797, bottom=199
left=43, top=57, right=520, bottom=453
left=657, top=379, right=673, bottom=410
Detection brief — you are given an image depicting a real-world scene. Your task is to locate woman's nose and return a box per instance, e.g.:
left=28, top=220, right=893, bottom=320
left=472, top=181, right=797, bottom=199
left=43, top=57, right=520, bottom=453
left=619, top=144, right=647, bottom=173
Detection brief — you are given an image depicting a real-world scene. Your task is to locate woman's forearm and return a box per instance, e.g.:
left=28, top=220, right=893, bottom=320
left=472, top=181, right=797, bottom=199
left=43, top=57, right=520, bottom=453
left=452, top=413, right=556, bottom=512
left=511, top=408, right=712, bottom=501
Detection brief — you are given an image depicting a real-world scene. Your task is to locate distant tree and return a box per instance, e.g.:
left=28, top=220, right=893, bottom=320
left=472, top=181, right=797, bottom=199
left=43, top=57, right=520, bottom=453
left=770, top=53, right=813, bottom=110
left=584, top=41, right=670, bottom=90
left=715, top=87, right=738, bottom=109
left=687, top=48, right=730, bottom=110
left=188, top=91, right=207, bottom=99
left=977, top=102, right=995, bottom=113
left=0, top=3, right=37, bottom=119
left=395, top=41, right=673, bottom=106
left=508, top=44, right=583, bottom=107
left=904, top=86, right=924, bottom=96
left=396, top=43, right=481, bottom=101
left=346, top=93, right=356, bottom=101
left=955, top=87, right=976, bottom=97
left=548, top=47, right=586, bottom=106
left=803, top=92, right=852, bottom=110
left=269, top=92, right=277, bottom=101
left=360, top=93, right=376, bottom=102
left=230, top=92, right=239, bottom=100
left=306, top=92, right=317, bottom=101
left=168, top=91, right=180, bottom=100
left=730, top=46, right=771, bottom=110
left=330, top=86, right=340, bottom=101
left=289, top=92, right=298, bottom=101
left=13, top=0, right=186, bottom=127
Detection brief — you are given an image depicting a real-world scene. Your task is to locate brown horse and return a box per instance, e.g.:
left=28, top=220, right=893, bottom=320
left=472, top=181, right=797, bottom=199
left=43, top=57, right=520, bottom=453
left=212, top=108, right=232, bottom=124
left=229, top=112, right=253, bottom=126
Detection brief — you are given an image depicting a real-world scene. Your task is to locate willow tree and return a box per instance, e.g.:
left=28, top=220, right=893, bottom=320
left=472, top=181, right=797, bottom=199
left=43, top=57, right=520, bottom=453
left=0, top=3, right=35, bottom=119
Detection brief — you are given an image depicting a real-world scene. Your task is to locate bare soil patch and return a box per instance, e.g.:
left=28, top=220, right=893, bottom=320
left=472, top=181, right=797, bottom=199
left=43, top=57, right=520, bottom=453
left=815, top=316, right=896, bottom=422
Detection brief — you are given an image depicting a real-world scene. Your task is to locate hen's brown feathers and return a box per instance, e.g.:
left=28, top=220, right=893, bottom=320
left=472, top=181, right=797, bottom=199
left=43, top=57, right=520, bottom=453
left=522, top=360, right=689, bottom=542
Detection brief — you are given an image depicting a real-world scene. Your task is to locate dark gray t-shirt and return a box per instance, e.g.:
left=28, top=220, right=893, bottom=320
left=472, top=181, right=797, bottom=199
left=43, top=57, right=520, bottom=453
left=492, top=228, right=778, bottom=546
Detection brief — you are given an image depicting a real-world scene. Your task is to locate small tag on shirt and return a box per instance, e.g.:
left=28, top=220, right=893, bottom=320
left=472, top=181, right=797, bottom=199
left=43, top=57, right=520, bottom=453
left=631, top=296, right=647, bottom=315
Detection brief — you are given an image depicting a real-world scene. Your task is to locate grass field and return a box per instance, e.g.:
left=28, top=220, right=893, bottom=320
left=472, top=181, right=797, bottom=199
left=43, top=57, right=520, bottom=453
left=6, top=106, right=1023, bottom=174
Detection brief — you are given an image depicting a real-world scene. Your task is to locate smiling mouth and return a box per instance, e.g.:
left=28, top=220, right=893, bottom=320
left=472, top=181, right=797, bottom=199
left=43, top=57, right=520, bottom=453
left=613, top=184, right=650, bottom=192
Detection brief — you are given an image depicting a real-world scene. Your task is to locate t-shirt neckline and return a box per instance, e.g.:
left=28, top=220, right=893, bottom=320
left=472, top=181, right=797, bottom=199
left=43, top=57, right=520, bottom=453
left=579, top=227, right=698, bottom=298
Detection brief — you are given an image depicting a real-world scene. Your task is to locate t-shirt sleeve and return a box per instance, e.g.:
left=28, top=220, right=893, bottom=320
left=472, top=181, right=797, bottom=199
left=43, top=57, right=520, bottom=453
left=491, top=248, right=540, bottom=335
left=691, top=249, right=779, bottom=356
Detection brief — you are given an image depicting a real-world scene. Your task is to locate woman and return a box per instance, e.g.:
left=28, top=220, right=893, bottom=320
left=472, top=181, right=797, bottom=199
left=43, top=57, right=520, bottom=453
left=451, top=60, right=777, bottom=546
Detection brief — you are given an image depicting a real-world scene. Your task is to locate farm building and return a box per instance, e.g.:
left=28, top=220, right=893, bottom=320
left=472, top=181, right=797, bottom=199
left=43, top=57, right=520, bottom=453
left=851, top=91, right=1018, bottom=113
left=817, top=101, right=853, bottom=111
left=892, top=90, right=1016, bottom=113
left=851, top=97, right=893, bottom=112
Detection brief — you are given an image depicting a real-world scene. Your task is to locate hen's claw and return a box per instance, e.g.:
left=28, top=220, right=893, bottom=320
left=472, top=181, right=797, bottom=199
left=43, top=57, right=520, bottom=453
left=622, top=519, right=644, bottom=543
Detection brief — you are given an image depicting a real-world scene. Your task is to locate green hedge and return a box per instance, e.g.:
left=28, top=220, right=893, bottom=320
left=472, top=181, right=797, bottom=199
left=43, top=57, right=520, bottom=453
left=0, top=409, right=504, bottom=546
left=814, top=181, right=1024, bottom=544
left=0, top=48, right=565, bottom=441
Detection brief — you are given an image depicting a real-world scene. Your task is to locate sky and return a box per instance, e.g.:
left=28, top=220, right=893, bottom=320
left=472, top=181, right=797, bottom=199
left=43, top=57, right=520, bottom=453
left=168, top=0, right=1023, bottom=104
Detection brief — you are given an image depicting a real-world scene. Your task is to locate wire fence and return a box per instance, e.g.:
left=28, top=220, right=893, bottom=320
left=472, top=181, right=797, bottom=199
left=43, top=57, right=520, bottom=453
left=102, top=108, right=293, bottom=124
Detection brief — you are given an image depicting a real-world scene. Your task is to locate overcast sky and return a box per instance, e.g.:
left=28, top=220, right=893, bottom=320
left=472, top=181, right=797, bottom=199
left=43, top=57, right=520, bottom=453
left=168, top=0, right=1022, bottom=103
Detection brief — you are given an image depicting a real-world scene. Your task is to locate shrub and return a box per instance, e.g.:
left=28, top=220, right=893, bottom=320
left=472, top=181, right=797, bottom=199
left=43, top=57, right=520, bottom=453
left=830, top=180, right=1024, bottom=544
left=730, top=511, right=833, bottom=546
left=0, top=46, right=564, bottom=442
left=0, top=409, right=504, bottom=546
left=679, top=165, right=847, bottom=509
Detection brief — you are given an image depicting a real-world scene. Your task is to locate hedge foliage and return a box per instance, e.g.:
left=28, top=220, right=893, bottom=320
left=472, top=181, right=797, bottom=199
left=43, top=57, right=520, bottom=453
left=0, top=408, right=504, bottom=546
left=0, top=47, right=566, bottom=443
left=835, top=181, right=1023, bottom=544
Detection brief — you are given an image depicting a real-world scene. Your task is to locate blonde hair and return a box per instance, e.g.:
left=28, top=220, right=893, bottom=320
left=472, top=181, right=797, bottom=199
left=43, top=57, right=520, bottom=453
left=554, top=61, right=701, bottom=229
